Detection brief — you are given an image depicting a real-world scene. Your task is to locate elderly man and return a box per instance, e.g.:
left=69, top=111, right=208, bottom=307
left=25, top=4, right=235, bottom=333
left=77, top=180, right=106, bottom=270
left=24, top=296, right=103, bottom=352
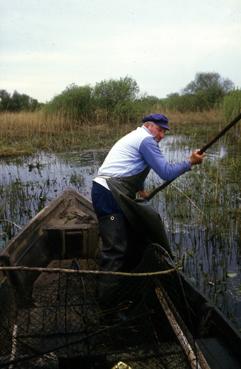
left=91, top=113, right=204, bottom=275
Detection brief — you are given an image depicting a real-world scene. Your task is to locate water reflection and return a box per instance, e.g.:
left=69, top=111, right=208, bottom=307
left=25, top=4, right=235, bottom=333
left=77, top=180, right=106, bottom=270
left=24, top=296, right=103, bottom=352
left=0, top=137, right=240, bottom=329
left=0, top=150, right=106, bottom=246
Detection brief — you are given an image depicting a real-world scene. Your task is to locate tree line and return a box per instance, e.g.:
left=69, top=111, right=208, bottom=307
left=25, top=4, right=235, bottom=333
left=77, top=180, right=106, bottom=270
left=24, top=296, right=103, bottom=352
left=0, top=90, right=42, bottom=112
left=163, top=72, right=235, bottom=112
left=1, top=73, right=240, bottom=121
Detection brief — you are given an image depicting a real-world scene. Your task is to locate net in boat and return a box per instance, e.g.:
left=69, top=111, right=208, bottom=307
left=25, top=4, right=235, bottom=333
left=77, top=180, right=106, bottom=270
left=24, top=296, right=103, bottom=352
left=0, top=243, right=241, bottom=369
left=0, top=251, right=195, bottom=369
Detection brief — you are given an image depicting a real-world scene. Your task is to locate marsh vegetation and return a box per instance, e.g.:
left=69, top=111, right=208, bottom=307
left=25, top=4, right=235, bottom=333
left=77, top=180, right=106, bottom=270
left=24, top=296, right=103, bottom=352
left=0, top=109, right=226, bottom=157
left=1, top=72, right=241, bottom=157
left=0, top=73, right=241, bottom=329
left=0, top=120, right=240, bottom=330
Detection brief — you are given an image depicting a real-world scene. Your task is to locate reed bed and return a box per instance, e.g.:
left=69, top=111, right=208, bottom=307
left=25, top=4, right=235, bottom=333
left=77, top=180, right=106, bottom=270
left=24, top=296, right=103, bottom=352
left=0, top=111, right=131, bottom=156
left=166, top=109, right=222, bottom=125
left=0, top=113, right=240, bottom=328
left=166, top=109, right=241, bottom=149
left=0, top=109, right=231, bottom=157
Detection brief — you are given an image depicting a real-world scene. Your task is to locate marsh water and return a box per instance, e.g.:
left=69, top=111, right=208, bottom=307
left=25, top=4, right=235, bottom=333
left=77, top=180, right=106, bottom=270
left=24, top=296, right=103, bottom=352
left=0, top=135, right=241, bottom=330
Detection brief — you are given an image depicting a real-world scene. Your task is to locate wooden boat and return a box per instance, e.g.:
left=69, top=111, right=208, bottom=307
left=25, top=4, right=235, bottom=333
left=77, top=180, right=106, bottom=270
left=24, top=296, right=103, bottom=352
left=0, top=189, right=240, bottom=369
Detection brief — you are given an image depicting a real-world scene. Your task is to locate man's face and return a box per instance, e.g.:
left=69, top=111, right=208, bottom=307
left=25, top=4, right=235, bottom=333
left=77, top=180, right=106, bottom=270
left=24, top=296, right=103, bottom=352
left=149, top=123, right=166, bottom=142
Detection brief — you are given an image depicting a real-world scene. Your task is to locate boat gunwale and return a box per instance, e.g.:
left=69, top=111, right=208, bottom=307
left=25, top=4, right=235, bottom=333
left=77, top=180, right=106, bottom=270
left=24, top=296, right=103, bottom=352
left=1, top=189, right=241, bottom=368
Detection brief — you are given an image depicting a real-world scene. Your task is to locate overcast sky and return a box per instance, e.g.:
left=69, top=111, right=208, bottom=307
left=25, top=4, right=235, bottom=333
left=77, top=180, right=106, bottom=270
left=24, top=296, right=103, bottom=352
left=1, top=0, right=241, bottom=103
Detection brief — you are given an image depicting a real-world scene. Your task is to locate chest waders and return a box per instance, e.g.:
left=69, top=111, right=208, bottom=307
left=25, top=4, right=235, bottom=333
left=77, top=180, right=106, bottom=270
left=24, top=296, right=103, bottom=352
left=97, top=169, right=148, bottom=306
left=97, top=169, right=171, bottom=307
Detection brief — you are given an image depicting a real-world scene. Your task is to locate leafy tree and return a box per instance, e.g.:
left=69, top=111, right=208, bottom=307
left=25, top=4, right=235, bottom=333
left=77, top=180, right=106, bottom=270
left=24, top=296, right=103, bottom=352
left=46, top=84, right=94, bottom=121
left=0, top=90, right=40, bottom=112
left=183, top=72, right=232, bottom=94
left=162, top=72, right=235, bottom=112
left=93, top=76, right=139, bottom=112
left=28, top=97, right=40, bottom=111
left=183, top=72, right=234, bottom=108
left=9, top=91, right=26, bottom=111
left=0, top=90, right=11, bottom=111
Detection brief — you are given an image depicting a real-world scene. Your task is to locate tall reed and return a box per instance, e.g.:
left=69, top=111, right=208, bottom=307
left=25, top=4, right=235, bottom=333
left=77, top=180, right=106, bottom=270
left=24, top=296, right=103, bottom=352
left=0, top=109, right=226, bottom=157
left=0, top=111, right=132, bottom=156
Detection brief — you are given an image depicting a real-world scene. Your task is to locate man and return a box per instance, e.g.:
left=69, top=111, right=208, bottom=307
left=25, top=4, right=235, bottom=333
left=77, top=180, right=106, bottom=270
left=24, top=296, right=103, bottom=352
left=91, top=113, right=204, bottom=276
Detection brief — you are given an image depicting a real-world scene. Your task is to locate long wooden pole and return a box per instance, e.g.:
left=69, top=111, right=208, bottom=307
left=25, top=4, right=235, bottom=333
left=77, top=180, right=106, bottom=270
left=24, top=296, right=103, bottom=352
left=155, top=286, right=211, bottom=369
left=143, top=111, right=241, bottom=202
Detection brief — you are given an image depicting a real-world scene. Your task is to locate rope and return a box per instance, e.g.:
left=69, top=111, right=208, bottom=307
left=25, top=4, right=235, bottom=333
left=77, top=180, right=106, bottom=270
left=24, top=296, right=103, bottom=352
left=0, top=265, right=180, bottom=277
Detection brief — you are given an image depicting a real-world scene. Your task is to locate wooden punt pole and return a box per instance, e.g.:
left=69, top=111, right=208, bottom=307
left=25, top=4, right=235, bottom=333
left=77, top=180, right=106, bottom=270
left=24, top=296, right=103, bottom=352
left=155, top=286, right=211, bottom=369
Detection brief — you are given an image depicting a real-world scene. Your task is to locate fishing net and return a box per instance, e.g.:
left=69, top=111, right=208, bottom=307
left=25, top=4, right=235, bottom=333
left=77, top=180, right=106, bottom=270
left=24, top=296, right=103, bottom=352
left=0, top=249, right=195, bottom=369
left=1, top=243, right=241, bottom=369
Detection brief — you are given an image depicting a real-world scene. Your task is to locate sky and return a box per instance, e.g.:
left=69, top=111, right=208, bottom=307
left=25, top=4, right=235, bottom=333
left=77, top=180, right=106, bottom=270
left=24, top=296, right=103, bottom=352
left=1, top=0, right=241, bottom=103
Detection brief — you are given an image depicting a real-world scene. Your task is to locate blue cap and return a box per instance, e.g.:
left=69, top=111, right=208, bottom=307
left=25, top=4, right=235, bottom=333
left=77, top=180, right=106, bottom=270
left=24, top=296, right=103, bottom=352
left=142, top=113, right=170, bottom=130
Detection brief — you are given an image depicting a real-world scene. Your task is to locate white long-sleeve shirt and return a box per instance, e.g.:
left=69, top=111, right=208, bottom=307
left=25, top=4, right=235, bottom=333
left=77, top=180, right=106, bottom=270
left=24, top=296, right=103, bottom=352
left=94, top=125, right=191, bottom=189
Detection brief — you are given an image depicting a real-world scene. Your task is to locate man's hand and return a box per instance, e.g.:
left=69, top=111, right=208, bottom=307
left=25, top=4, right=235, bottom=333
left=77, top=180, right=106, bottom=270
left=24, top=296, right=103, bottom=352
left=137, top=190, right=150, bottom=199
left=189, top=150, right=205, bottom=165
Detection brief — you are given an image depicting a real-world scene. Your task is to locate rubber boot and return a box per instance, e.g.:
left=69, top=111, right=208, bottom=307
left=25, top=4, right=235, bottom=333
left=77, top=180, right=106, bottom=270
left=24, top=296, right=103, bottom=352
left=98, top=213, right=128, bottom=307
